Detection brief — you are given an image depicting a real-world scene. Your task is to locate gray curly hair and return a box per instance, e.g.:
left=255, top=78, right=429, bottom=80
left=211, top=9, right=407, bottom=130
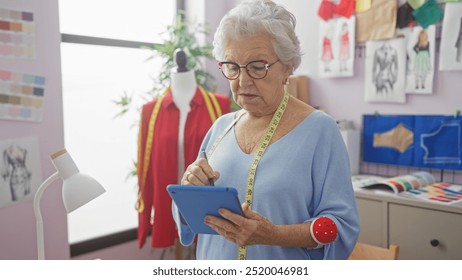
left=212, top=0, right=302, bottom=71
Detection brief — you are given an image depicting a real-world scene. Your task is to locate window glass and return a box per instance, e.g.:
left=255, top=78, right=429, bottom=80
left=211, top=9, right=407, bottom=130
left=61, top=43, right=161, bottom=243
left=59, top=0, right=175, bottom=42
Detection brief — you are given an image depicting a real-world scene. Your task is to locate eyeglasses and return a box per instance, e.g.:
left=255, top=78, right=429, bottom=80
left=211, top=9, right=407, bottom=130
left=218, top=59, right=280, bottom=80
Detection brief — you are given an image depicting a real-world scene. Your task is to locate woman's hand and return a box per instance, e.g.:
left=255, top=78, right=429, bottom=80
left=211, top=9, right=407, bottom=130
left=181, top=158, right=220, bottom=186
left=204, top=203, right=277, bottom=247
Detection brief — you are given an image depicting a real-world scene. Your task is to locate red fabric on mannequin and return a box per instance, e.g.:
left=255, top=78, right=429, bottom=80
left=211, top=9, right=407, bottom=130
left=137, top=87, right=230, bottom=248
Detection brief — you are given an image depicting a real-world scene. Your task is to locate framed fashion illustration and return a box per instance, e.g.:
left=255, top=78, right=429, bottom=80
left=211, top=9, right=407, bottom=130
left=400, top=25, right=436, bottom=94
left=0, top=136, right=42, bottom=208
left=318, top=16, right=355, bottom=78
left=364, top=38, right=406, bottom=103
left=439, top=3, right=462, bottom=71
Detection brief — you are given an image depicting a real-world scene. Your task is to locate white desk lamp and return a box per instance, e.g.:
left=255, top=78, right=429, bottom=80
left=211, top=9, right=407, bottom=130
left=33, top=149, right=105, bottom=260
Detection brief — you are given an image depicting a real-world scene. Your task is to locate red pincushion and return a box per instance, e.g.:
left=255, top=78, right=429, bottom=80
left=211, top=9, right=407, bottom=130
left=310, top=216, right=338, bottom=245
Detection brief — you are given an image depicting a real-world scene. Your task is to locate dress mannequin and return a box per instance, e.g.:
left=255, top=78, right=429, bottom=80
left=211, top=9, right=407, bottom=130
left=137, top=48, right=231, bottom=253
left=171, top=49, right=197, bottom=183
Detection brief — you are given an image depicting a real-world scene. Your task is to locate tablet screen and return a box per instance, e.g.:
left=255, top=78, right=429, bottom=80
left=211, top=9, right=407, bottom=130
left=167, top=185, right=243, bottom=235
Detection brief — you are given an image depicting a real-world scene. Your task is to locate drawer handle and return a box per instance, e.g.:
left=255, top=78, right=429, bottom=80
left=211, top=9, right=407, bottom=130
left=430, top=239, right=439, bottom=247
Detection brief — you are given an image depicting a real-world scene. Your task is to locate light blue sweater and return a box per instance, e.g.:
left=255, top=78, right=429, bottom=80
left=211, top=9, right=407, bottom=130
left=173, top=110, right=360, bottom=259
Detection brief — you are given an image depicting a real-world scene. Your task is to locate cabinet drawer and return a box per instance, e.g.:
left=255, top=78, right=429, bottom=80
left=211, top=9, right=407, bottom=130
left=356, top=198, right=383, bottom=246
left=389, top=204, right=462, bottom=259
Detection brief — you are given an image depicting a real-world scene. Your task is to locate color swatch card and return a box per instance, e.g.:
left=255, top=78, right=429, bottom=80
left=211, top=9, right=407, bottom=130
left=0, top=69, right=45, bottom=122
left=402, top=182, right=462, bottom=205
left=0, top=8, right=35, bottom=58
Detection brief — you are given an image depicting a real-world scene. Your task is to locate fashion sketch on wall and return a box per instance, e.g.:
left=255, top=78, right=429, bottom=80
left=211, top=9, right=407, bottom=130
left=439, top=3, right=462, bottom=71
left=318, top=16, right=356, bottom=78
left=364, top=38, right=406, bottom=103
left=0, top=137, right=41, bottom=208
left=400, top=25, right=436, bottom=94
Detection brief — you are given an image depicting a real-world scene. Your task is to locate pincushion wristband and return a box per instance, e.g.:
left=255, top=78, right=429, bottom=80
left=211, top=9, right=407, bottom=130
left=310, top=216, right=338, bottom=249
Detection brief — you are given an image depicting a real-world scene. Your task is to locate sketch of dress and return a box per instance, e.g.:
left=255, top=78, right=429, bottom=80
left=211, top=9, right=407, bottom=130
left=338, top=23, right=350, bottom=71
left=1, top=145, right=31, bottom=201
left=414, top=29, right=431, bottom=89
left=372, top=42, right=398, bottom=94
left=456, top=18, right=462, bottom=62
left=322, top=36, right=334, bottom=71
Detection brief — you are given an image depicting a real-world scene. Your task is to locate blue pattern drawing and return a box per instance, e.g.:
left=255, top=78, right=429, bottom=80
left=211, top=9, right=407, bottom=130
left=363, top=115, right=414, bottom=166
left=363, top=114, right=462, bottom=170
left=415, top=116, right=462, bottom=169
left=421, top=121, right=461, bottom=164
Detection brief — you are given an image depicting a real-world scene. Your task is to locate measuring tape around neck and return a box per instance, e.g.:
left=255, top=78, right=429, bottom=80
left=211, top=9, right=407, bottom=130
left=237, top=93, right=289, bottom=260
left=205, top=93, right=290, bottom=260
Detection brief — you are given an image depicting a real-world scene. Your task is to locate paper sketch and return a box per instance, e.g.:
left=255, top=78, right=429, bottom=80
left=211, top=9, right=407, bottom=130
left=1, top=145, right=31, bottom=200
left=320, top=20, right=334, bottom=72
left=318, top=16, right=355, bottom=78
left=373, top=42, right=398, bottom=94
left=456, top=18, right=462, bottom=63
left=400, top=26, right=435, bottom=94
left=338, top=21, right=351, bottom=72
left=0, top=137, right=41, bottom=208
left=439, top=3, right=462, bottom=71
left=364, top=38, right=406, bottom=103
left=412, top=29, right=432, bottom=91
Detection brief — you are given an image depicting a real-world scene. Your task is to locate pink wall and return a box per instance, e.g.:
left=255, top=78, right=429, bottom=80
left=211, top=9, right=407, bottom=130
left=211, top=56, right=462, bottom=128
left=309, top=55, right=462, bottom=129
left=0, top=0, right=68, bottom=259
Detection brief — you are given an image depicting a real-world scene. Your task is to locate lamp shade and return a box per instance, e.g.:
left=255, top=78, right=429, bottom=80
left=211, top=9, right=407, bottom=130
left=34, top=149, right=105, bottom=259
left=50, top=149, right=105, bottom=213
left=62, top=173, right=105, bottom=213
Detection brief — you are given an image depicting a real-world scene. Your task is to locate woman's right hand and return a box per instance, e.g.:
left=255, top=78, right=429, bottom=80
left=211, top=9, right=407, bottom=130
left=181, top=158, right=220, bottom=186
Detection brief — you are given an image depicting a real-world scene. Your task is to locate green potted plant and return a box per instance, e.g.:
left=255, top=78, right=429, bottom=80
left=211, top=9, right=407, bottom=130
left=114, top=12, right=217, bottom=119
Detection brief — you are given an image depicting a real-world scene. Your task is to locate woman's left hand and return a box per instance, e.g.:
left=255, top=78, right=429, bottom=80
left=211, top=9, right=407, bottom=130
left=204, top=203, right=276, bottom=247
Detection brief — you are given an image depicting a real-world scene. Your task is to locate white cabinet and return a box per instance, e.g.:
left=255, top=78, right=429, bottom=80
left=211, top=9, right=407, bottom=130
left=355, top=190, right=462, bottom=259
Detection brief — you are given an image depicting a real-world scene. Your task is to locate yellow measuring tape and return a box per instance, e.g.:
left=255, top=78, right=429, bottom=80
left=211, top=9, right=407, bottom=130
left=205, top=93, right=289, bottom=260
left=136, top=86, right=223, bottom=213
left=200, top=86, right=222, bottom=122
left=237, top=93, right=288, bottom=260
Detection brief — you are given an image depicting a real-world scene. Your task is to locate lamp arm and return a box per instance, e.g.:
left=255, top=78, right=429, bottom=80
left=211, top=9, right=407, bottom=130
left=33, top=172, right=60, bottom=260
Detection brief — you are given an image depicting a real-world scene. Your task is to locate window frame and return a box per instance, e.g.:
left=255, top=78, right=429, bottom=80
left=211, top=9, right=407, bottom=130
left=62, top=0, right=184, bottom=257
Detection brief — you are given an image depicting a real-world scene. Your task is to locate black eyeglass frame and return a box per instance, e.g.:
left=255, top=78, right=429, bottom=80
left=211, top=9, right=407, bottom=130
left=218, top=59, right=280, bottom=80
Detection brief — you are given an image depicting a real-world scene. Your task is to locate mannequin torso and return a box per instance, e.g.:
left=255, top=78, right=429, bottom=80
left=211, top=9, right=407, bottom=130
left=171, top=69, right=197, bottom=182
left=171, top=70, right=197, bottom=111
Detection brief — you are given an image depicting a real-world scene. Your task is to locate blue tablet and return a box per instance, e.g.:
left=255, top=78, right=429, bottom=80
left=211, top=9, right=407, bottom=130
left=167, top=185, right=243, bottom=235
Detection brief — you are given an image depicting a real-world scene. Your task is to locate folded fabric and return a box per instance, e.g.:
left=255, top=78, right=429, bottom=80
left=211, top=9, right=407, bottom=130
left=412, top=0, right=443, bottom=29
left=318, top=0, right=337, bottom=21
left=356, top=0, right=398, bottom=42
left=397, top=3, right=416, bottom=28
left=335, top=0, right=355, bottom=18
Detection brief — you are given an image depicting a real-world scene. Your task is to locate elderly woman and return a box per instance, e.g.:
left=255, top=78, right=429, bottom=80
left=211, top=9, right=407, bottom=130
left=174, top=0, right=359, bottom=260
